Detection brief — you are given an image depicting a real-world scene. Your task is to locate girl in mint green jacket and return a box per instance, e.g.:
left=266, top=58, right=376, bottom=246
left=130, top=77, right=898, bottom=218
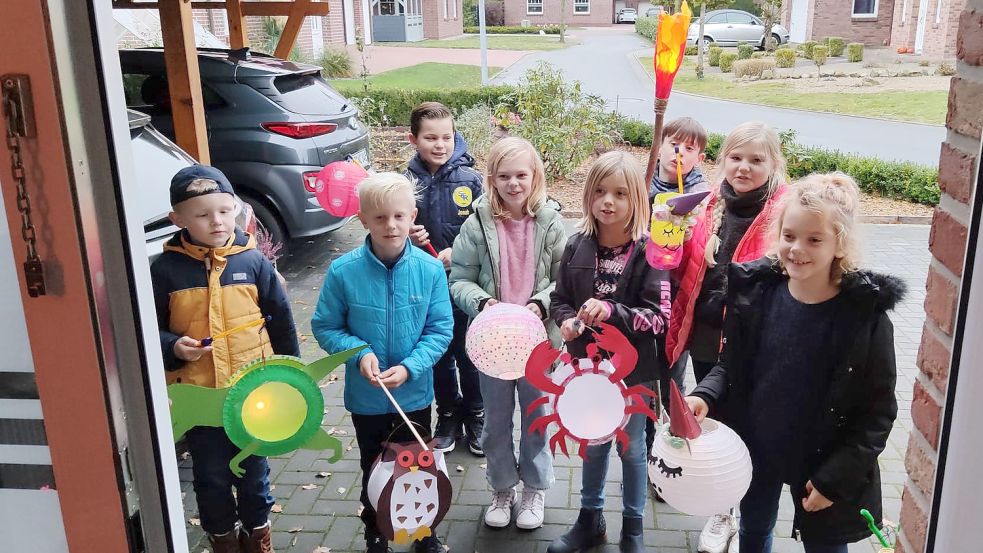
left=449, top=137, right=566, bottom=531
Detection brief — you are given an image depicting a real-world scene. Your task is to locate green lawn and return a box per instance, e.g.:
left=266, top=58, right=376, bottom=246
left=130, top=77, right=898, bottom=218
left=638, top=56, right=947, bottom=125
left=331, top=63, right=502, bottom=92
left=384, top=35, right=572, bottom=50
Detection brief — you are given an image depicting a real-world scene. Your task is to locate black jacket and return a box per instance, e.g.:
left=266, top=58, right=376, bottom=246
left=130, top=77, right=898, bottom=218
left=691, top=257, right=904, bottom=544
left=550, top=232, right=672, bottom=387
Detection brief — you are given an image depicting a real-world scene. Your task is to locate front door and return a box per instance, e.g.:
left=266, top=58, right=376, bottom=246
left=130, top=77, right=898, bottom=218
left=789, top=0, right=808, bottom=43
left=405, top=0, right=424, bottom=42
left=915, top=0, right=929, bottom=53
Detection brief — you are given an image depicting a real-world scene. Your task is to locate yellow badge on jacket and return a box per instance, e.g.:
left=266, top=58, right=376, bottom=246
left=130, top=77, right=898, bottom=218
left=453, top=186, right=473, bottom=208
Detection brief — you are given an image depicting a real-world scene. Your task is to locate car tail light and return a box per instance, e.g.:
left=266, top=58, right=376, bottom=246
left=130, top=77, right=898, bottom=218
left=261, top=122, right=338, bottom=139
left=303, top=171, right=319, bottom=193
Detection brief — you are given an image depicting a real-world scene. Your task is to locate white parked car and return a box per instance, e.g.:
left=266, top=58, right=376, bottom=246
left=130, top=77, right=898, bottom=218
left=686, top=9, right=790, bottom=50
left=617, top=8, right=638, bottom=23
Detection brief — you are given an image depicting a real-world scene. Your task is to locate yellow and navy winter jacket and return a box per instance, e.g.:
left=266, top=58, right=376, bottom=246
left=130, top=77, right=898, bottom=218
left=151, top=228, right=299, bottom=388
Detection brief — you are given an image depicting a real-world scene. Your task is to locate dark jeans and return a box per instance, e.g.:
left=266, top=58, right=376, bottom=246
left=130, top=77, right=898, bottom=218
left=186, top=426, right=274, bottom=535
left=433, top=308, right=483, bottom=417
left=739, top=468, right=848, bottom=553
left=352, top=407, right=433, bottom=533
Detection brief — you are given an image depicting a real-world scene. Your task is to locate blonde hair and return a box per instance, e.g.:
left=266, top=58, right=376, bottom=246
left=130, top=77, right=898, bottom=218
left=578, top=151, right=649, bottom=241
left=357, top=172, right=417, bottom=212
left=484, top=137, right=548, bottom=219
left=705, top=121, right=789, bottom=267
left=769, top=172, right=862, bottom=284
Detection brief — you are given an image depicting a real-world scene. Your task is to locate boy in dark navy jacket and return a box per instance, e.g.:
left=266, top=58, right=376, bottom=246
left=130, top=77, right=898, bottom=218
left=404, top=102, right=485, bottom=455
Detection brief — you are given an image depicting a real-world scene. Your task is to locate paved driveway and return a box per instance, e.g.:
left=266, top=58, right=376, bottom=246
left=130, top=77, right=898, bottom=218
left=492, top=28, right=945, bottom=167
left=178, top=220, right=926, bottom=553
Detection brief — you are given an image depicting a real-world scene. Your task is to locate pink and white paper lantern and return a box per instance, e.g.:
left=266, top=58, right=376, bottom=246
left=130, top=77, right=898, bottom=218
left=465, top=303, right=548, bottom=380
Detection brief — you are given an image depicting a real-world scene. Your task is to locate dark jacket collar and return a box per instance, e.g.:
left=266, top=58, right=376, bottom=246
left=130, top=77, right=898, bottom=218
left=407, top=132, right=475, bottom=179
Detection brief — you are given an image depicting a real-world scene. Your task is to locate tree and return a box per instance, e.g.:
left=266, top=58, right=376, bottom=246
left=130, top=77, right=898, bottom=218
left=756, top=0, right=783, bottom=51
left=559, top=0, right=566, bottom=43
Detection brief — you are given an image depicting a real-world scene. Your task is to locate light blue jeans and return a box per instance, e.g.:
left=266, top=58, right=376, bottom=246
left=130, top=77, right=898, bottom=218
left=478, top=372, right=554, bottom=491
left=580, top=411, right=649, bottom=518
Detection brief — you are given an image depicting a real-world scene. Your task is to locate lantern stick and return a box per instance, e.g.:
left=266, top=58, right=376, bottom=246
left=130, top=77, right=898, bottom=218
left=424, top=242, right=439, bottom=257
left=200, top=315, right=271, bottom=347
left=374, top=375, right=430, bottom=451
left=675, top=145, right=684, bottom=194
left=643, top=103, right=668, bottom=187
left=860, top=509, right=891, bottom=548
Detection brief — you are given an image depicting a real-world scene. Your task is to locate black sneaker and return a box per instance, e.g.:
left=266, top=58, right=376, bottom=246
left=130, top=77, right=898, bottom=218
left=433, top=412, right=460, bottom=453
left=366, top=532, right=392, bottom=553
left=463, top=412, right=485, bottom=456
left=412, top=535, right=444, bottom=553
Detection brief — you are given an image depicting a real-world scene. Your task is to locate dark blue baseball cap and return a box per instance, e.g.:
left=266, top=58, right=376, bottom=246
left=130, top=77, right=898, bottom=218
left=170, top=164, right=235, bottom=207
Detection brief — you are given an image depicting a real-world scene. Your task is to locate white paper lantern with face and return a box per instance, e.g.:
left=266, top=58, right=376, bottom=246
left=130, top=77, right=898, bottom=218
left=647, top=418, right=753, bottom=516
left=465, top=303, right=548, bottom=380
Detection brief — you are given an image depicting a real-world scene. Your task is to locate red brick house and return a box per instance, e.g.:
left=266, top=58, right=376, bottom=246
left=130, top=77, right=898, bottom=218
left=780, top=0, right=962, bottom=57
left=502, top=0, right=617, bottom=26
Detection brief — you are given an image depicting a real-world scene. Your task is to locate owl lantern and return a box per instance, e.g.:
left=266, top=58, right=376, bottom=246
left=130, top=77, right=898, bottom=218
left=366, top=440, right=452, bottom=544
left=466, top=302, right=548, bottom=380
left=647, top=381, right=753, bottom=516
left=313, top=160, right=369, bottom=217
left=646, top=190, right=710, bottom=270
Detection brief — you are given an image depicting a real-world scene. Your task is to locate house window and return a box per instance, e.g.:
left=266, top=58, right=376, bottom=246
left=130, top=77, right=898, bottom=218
left=452, top=0, right=458, bottom=19
left=527, top=0, right=543, bottom=14
left=935, top=0, right=943, bottom=24
left=443, top=0, right=449, bottom=18
left=852, top=0, right=878, bottom=17
left=574, top=0, right=589, bottom=14
left=901, top=0, right=909, bottom=25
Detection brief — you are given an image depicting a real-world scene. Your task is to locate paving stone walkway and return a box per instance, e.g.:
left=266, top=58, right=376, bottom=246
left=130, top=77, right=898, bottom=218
left=180, top=221, right=928, bottom=553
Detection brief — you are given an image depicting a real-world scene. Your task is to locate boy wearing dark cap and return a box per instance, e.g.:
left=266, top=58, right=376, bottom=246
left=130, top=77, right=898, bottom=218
left=151, top=164, right=299, bottom=553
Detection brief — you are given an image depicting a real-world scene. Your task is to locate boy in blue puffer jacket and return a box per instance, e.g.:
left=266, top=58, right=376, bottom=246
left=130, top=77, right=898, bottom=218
left=312, top=173, right=453, bottom=553
left=404, top=102, right=486, bottom=455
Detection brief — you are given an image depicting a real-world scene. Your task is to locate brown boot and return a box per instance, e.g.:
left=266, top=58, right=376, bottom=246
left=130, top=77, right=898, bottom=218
left=239, top=521, right=274, bottom=553
left=208, top=528, right=244, bottom=553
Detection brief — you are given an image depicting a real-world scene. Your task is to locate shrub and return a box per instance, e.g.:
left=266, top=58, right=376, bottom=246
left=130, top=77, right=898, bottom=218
left=826, top=36, right=845, bottom=57
left=732, top=58, right=777, bottom=78
left=802, top=40, right=819, bottom=60
left=812, top=45, right=828, bottom=71
left=499, top=62, right=616, bottom=180
left=615, top=117, right=654, bottom=147
left=463, top=25, right=562, bottom=34
left=719, top=52, right=738, bottom=72
left=454, top=104, right=497, bottom=158
left=936, top=62, right=956, bottom=76
left=486, top=0, right=504, bottom=26
left=340, top=86, right=517, bottom=126
left=635, top=17, right=658, bottom=41
left=708, top=46, right=723, bottom=67
left=737, top=43, right=754, bottom=60
left=775, top=48, right=796, bottom=68
left=685, top=45, right=699, bottom=56
left=847, top=42, right=864, bottom=62
left=317, top=48, right=354, bottom=78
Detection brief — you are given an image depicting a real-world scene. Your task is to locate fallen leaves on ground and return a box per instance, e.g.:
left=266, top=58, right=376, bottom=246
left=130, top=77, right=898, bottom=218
left=288, top=526, right=304, bottom=533
left=188, top=518, right=200, bottom=526
left=313, top=547, right=332, bottom=553
left=455, top=465, right=464, bottom=472
left=337, top=487, right=347, bottom=494
left=316, top=471, right=331, bottom=478
left=271, top=504, right=283, bottom=513
left=301, top=484, right=319, bottom=490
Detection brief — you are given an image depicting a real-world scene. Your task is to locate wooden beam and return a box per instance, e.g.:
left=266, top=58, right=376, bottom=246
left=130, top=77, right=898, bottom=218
left=111, top=1, right=330, bottom=17
left=225, top=0, right=248, bottom=49
left=158, top=0, right=210, bottom=164
left=274, top=0, right=312, bottom=59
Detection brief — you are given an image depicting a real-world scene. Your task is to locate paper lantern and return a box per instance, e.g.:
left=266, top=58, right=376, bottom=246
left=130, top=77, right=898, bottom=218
left=648, top=417, right=753, bottom=516
left=645, top=190, right=710, bottom=270
left=465, top=303, right=547, bottom=380
left=525, top=323, right=658, bottom=458
left=168, top=347, right=365, bottom=476
left=314, top=161, right=369, bottom=217
left=367, top=440, right=452, bottom=544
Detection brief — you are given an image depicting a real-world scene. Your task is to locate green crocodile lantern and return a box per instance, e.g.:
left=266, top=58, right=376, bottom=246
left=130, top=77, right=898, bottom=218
left=168, top=346, right=366, bottom=476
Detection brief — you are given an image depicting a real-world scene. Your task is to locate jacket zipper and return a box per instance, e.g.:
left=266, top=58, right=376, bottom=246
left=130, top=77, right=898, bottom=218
left=387, top=265, right=394, bottom=392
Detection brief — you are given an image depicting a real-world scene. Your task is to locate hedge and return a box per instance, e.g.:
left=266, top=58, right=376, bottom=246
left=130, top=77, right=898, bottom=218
left=737, top=43, right=754, bottom=60
left=826, top=36, right=845, bottom=57
left=719, top=52, right=738, bottom=72
left=802, top=40, right=819, bottom=60
left=464, top=25, right=562, bottom=34
left=635, top=17, right=658, bottom=42
left=812, top=45, right=829, bottom=67
left=775, top=48, right=796, bottom=68
left=612, top=118, right=939, bottom=205
left=708, top=46, right=723, bottom=67
left=336, top=85, right=517, bottom=125
left=847, top=43, right=864, bottom=62
left=733, top=59, right=777, bottom=78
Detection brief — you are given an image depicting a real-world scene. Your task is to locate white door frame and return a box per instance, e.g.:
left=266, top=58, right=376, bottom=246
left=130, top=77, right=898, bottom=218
left=789, top=0, right=809, bottom=43
left=345, top=0, right=357, bottom=44
left=915, top=0, right=929, bottom=53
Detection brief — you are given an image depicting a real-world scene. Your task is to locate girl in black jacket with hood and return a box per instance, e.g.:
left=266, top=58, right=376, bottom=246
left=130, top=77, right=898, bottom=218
left=685, top=173, right=903, bottom=553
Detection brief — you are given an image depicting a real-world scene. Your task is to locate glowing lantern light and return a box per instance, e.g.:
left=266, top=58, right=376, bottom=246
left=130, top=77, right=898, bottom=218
left=314, top=161, right=369, bottom=217
left=465, top=303, right=548, bottom=380
left=646, top=190, right=709, bottom=270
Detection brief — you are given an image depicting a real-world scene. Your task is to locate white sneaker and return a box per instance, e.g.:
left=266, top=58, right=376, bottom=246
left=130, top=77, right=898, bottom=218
left=484, top=488, right=517, bottom=528
left=727, top=530, right=739, bottom=553
left=515, top=488, right=546, bottom=530
left=698, top=513, right=737, bottom=553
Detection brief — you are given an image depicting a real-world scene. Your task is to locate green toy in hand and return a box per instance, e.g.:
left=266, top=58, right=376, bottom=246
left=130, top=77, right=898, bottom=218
left=169, top=347, right=366, bottom=476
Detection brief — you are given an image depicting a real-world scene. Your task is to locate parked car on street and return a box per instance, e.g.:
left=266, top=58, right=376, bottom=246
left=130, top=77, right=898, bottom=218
left=119, top=48, right=371, bottom=252
left=130, top=109, right=256, bottom=263
left=686, top=9, right=790, bottom=50
left=644, top=6, right=663, bottom=17
left=617, top=8, right=638, bottom=23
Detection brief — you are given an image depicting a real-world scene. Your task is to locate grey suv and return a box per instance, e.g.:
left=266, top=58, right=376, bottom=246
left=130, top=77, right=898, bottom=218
left=119, top=48, right=371, bottom=250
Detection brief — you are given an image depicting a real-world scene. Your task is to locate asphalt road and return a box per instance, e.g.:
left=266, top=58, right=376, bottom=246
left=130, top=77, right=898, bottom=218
left=492, top=28, right=946, bottom=167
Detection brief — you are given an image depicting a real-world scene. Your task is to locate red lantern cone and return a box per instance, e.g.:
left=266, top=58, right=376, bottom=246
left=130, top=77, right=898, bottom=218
left=668, top=380, right=702, bottom=439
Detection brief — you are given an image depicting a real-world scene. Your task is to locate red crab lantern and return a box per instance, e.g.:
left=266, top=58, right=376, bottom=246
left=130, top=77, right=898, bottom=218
left=525, top=323, right=659, bottom=458
left=314, top=161, right=369, bottom=217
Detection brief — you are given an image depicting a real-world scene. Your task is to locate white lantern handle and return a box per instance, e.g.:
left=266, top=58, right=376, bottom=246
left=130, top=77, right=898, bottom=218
left=374, top=375, right=430, bottom=451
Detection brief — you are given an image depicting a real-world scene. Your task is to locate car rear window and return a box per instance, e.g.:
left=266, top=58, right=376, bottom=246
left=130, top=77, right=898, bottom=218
left=271, top=72, right=349, bottom=115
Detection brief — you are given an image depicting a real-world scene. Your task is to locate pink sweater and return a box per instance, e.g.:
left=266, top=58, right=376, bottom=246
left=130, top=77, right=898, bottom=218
left=494, top=216, right=536, bottom=305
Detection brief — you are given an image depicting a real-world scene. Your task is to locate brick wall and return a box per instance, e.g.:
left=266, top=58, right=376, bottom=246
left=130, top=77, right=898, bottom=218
left=504, top=0, right=614, bottom=26
left=324, top=0, right=348, bottom=44
left=895, top=4, right=983, bottom=553
left=424, top=0, right=465, bottom=39
left=892, top=0, right=965, bottom=57
left=807, top=0, right=895, bottom=46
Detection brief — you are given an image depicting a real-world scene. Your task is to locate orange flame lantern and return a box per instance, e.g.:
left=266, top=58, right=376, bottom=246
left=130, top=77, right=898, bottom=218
left=653, top=1, right=692, bottom=101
